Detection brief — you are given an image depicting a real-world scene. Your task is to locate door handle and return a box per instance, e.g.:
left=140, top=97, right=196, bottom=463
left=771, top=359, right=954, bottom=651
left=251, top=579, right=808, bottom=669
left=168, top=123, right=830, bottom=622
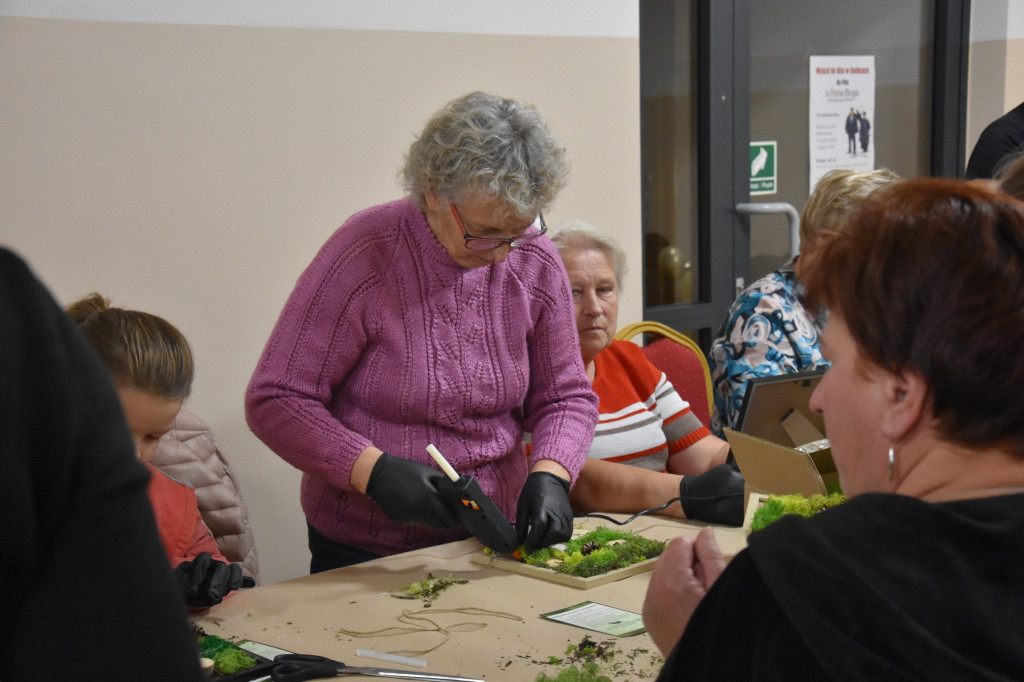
left=735, top=202, right=801, bottom=258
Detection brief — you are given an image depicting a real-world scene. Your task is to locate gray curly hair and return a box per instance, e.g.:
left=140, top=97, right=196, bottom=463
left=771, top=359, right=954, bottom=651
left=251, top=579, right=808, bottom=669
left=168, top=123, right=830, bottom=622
left=401, top=91, right=569, bottom=221
left=549, top=221, right=629, bottom=289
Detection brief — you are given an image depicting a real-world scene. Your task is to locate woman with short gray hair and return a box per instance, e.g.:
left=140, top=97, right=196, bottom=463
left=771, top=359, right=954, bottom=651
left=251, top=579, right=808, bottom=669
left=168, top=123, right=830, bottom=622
left=549, top=220, right=628, bottom=288
left=247, top=92, right=597, bottom=571
left=402, top=91, right=568, bottom=220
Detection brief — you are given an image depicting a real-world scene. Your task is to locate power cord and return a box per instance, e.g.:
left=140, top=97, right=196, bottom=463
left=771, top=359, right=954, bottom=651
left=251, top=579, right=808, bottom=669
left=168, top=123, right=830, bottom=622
left=576, top=491, right=744, bottom=525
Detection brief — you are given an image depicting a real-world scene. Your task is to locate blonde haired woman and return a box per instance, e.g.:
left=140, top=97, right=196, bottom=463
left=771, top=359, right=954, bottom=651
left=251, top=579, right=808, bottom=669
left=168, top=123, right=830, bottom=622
left=708, top=167, right=901, bottom=435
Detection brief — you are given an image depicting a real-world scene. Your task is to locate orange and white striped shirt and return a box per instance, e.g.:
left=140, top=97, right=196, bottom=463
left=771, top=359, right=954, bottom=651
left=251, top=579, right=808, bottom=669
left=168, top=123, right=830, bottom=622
left=590, top=340, right=709, bottom=470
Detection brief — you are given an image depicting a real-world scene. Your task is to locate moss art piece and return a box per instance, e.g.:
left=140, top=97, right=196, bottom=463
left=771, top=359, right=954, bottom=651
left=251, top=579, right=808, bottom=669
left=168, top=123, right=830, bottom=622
left=519, top=528, right=666, bottom=578
left=750, top=493, right=847, bottom=532
left=390, top=573, right=469, bottom=606
left=476, top=526, right=666, bottom=588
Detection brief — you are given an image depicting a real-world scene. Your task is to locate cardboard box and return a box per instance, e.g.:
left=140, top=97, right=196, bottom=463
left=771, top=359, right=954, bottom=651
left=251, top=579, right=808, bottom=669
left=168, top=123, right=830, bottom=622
left=725, top=408, right=839, bottom=514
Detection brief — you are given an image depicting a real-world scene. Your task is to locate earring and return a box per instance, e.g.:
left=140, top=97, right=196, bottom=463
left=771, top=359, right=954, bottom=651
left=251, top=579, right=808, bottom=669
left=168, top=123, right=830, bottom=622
left=888, top=444, right=895, bottom=480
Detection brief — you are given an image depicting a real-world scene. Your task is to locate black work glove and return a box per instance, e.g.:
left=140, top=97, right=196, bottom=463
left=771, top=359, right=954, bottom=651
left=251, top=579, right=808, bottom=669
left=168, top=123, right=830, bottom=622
left=365, top=452, right=460, bottom=530
left=173, top=552, right=251, bottom=608
left=678, top=463, right=746, bottom=527
left=515, top=471, right=574, bottom=553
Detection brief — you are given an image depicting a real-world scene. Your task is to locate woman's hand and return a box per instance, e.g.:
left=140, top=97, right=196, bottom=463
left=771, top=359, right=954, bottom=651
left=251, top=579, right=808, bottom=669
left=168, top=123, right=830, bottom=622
left=678, top=463, right=745, bottom=526
left=173, top=553, right=251, bottom=608
left=516, top=471, right=574, bottom=552
left=365, top=453, right=460, bottom=529
left=642, top=529, right=727, bottom=656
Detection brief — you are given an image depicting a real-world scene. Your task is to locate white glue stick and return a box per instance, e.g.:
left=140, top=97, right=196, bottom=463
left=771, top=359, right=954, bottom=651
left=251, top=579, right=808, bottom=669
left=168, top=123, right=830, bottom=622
left=426, top=444, right=460, bottom=482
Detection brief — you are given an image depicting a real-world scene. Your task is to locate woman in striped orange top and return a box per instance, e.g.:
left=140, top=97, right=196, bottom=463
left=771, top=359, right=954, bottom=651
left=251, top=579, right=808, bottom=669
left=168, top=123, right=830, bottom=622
left=551, top=223, right=744, bottom=526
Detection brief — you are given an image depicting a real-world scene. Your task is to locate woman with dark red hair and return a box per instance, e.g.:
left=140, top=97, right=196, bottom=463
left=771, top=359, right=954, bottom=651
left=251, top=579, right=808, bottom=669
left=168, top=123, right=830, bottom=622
left=643, top=179, right=1024, bottom=679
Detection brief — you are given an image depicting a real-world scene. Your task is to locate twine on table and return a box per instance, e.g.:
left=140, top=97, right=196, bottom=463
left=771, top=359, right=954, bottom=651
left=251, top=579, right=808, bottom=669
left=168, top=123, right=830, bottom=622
left=335, top=607, right=523, bottom=656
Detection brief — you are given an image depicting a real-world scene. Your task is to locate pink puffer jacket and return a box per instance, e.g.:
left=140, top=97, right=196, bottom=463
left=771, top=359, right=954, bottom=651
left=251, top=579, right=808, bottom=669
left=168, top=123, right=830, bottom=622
left=151, top=409, right=260, bottom=584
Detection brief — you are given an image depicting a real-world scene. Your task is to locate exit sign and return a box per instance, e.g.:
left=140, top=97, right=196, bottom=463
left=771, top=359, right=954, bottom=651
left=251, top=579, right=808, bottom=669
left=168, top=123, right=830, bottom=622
left=750, top=141, right=777, bottom=195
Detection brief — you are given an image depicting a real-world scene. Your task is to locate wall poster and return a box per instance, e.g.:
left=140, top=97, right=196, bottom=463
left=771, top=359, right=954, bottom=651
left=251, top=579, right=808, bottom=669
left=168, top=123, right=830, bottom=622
left=808, top=55, right=876, bottom=193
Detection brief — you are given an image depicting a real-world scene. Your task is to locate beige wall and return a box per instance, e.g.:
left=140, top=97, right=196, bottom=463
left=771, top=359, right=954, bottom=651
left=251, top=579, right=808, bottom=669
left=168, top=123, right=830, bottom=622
left=0, top=15, right=641, bottom=583
left=966, top=36, right=1024, bottom=153
left=1008, top=39, right=1024, bottom=111
left=966, top=1, right=1024, bottom=159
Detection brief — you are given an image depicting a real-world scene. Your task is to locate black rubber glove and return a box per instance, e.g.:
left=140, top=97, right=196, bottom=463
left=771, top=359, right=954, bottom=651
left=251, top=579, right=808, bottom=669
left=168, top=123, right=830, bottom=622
left=173, top=552, right=250, bottom=608
left=678, top=463, right=746, bottom=526
left=365, top=452, right=460, bottom=530
left=515, top=471, right=574, bottom=553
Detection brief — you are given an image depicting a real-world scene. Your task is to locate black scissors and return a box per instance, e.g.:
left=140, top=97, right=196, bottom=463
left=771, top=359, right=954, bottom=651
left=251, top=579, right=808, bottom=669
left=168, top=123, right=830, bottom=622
left=270, top=653, right=485, bottom=682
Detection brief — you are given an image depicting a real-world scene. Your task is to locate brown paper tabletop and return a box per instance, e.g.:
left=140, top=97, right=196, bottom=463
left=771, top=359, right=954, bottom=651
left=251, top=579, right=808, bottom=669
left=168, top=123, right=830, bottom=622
left=193, top=515, right=748, bottom=681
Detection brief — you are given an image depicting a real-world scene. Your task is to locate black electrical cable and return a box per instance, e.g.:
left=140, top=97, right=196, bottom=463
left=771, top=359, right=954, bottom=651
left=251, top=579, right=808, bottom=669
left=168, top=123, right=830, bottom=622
left=576, top=491, right=745, bottom=525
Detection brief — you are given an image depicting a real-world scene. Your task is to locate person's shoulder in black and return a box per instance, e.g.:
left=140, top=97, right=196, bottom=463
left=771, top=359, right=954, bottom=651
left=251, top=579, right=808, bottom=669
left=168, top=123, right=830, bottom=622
left=965, top=101, right=1024, bottom=179
left=0, top=248, right=204, bottom=681
left=660, top=494, right=1024, bottom=680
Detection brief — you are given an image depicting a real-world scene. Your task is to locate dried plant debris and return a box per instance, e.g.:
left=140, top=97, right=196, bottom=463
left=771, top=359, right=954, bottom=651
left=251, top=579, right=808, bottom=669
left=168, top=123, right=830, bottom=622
left=390, top=573, right=468, bottom=606
left=565, top=637, right=616, bottom=668
left=532, top=637, right=663, bottom=681
left=534, top=661, right=612, bottom=682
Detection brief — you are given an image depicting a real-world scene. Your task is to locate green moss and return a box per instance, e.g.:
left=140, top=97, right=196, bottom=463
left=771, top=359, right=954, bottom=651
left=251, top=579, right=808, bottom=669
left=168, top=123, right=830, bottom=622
left=198, top=634, right=232, bottom=658
left=520, top=528, right=665, bottom=578
left=197, top=634, right=257, bottom=675
left=750, top=493, right=847, bottom=531
left=213, top=647, right=257, bottom=675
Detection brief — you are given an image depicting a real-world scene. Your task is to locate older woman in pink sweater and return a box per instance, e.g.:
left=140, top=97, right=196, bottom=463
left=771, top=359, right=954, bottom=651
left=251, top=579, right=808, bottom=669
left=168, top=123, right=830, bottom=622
left=246, top=92, right=598, bottom=572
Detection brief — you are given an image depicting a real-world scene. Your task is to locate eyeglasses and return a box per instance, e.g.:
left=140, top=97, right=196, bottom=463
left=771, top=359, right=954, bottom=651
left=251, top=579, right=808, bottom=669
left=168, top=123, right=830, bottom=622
left=450, top=202, right=547, bottom=251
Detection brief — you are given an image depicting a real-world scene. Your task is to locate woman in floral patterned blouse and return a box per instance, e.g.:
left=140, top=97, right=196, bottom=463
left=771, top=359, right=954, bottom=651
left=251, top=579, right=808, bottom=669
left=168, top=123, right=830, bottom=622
left=708, top=168, right=900, bottom=436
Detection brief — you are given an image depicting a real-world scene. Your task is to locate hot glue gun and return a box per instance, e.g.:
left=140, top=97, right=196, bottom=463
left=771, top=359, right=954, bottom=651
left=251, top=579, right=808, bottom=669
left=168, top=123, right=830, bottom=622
left=426, top=444, right=520, bottom=554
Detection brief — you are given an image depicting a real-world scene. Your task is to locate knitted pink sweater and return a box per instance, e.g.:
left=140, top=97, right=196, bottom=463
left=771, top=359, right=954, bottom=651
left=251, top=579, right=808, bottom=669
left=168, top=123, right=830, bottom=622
left=245, top=198, right=598, bottom=556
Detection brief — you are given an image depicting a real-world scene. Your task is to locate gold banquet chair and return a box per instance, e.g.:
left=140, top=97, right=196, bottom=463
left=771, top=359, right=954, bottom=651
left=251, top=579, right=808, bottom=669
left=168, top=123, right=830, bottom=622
left=615, top=321, right=714, bottom=429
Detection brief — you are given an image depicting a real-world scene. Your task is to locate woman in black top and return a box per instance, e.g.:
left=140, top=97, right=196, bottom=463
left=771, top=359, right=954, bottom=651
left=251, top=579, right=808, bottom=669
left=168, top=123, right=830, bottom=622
left=644, top=179, right=1024, bottom=680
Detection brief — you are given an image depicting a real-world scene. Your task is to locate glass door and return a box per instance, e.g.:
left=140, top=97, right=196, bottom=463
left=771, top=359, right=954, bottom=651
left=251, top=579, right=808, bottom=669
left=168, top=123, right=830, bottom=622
left=748, top=0, right=935, bottom=281
left=640, top=0, right=750, bottom=345
left=640, top=0, right=968, bottom=345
